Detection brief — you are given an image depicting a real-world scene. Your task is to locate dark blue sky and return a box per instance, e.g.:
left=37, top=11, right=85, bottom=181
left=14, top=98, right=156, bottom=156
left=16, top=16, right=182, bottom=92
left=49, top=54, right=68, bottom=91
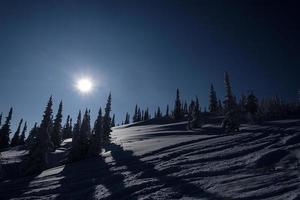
left=0, top=0, right=299, bottom=130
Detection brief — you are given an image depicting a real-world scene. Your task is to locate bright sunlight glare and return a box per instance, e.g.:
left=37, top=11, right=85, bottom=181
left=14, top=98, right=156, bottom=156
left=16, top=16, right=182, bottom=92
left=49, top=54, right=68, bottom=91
left=76, top=78, right=93, bottom=93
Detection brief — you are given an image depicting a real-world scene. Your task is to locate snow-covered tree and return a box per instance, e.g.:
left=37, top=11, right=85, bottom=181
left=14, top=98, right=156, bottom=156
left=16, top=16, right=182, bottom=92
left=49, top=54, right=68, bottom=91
left=25, top=123, right=38, bottom=149
left=0, top=107, right=13, bottom=149
left=51, top=101, right=63, bottom=148
left=11, top=119, right=23, bottom=147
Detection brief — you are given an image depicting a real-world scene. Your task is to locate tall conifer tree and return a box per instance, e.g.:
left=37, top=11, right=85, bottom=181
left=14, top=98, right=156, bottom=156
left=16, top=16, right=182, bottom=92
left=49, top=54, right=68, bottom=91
left=0, top=107, right=13, bottom=149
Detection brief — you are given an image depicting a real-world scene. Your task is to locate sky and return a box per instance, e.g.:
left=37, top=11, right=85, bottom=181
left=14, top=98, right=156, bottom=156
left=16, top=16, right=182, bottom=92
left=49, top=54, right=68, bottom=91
left=0, top=0, right=299, bottom=132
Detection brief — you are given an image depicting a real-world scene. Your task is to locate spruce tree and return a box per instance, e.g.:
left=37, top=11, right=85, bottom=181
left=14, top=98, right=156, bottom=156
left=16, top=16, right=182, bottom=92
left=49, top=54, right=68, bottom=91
left=11, top=119, right=23, bottom=147
left=102, top=93, right=112, bottom=143
left=174, top=89, right=182, bottom=120
left=165, top=105, right=169, bottom=118
left=71, top=111, right=81, bottom=148
left=209, top=84, right=218, bottom=113
left=62, top=115, right=70, bottom=139
left=133, top=105, right=138, bottom=122
left=183, top=101, right=188, bottom=116
left=25, top=123, right=38, bottom=149
left=137, top=108, right=141, bottom=121
left=111, top=114, right=115, bottom=127
left=26, top=97, right=53, bottom=173
left=156, top=107, right=162, bottom=118
left=0, top=112, right=2, bottom=127
left=0, top=107, right=13, bottom=149
left=246, top=92, right=258, bottom=115
left=51, top=101, right=63, bottom=148
left=218, top=99, right=223, bottom=113
left=19, top=121, right=27, bottom=145
left=223, top=72, right=236, bottom=112
left=89, top=107, right=102, bottom=156
left=124, top=112, right=130, bottom=124
left=144, top=108, right=150, bottom=121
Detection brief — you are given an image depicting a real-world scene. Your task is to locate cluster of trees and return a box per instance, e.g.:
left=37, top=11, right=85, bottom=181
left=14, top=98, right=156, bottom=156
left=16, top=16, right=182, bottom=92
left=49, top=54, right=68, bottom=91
left=0, top=93, right=114, bottom=174
left=0, top=108, right=27, bottom=149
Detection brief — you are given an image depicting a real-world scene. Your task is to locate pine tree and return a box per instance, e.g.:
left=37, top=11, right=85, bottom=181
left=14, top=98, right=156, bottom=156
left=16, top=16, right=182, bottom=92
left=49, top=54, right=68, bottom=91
left=156, top=107, right=162, bottom=118
left=174, top=89, right=182, bottom=120
left=51, top=101, right=63, bottom=148
left=103, top=93, right=112, bottom=143
left=218, top=99, right=223, bottom=113
left=124, top=112, right=130, bottom=124
left=144, top=108, right=150, bottom=121
left=223, top=72, right=236, bottom=112
left=133, top=105, right=138, bottom=122
left=11, top=119, right=23, bottom=147
left=183, top=101, right=188, bottom=116
left=165, top=105, right=169, bottom=118
left=209, top=84, right=218, bottom=113
left=246, top=92, right=258, bottom=115
left=111, top=114, right=115, bottom=127
left=26, top=96, right=54, bottom=173
left=25, top=123, right=38, bottom=149
left=0, top=107, right=13, bottom=149
left=71, top=111, right=81, bottom=148
left=137, top=108, right=141, bottom=121
left=62, top=115, right=72, bottom=139
left=19, top=121, right=27, bottom=145
left=89, top=107, right=102, bottom=156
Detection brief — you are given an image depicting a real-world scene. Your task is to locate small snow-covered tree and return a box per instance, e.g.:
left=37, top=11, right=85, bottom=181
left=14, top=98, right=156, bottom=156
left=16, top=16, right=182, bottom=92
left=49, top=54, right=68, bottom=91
left=11, top=119, right=23, bottom=147
left=0, top=107, right=13, bottom=149
left=111, top=114, right=115, bottom=127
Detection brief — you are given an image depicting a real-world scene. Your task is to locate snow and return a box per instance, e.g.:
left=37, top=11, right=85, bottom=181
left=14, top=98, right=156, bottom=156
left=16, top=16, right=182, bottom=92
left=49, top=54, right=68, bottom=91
left=1, top=119, right=300, bottom=199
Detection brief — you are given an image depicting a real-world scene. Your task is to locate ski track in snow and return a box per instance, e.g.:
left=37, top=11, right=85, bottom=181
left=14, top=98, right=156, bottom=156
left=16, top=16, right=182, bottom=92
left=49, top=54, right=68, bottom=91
left=0, top=120, right=300, bottom=200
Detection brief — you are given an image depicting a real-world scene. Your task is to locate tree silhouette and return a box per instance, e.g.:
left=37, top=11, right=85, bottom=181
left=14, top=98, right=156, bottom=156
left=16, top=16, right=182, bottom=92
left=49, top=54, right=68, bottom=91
left=209, top=84, right=218, bottom=113
left=51, top=101, right=63, bottom=148
left=174, top=89, right=182, bottom=120
left=11, top=119, right=23, bottom=147
left=223, top=72, right=236, bottom=112
left=89, top=107, right=102, bottom=157
left=102, top=93, right=112, bottom=143
left=0, top=107, right=13, bottom=149
left=19, top=121, right=27, bottom=145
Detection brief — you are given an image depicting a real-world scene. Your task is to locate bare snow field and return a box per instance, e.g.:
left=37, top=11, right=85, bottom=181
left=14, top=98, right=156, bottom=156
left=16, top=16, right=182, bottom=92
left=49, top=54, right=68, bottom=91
left=1, top=120, right=300, bottom=200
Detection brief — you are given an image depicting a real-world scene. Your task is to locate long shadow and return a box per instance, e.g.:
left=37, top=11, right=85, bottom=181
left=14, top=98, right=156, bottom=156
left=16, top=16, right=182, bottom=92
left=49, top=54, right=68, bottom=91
left=55, top=156, right=138, bottom=200
left=105, top=143, right=227, bottom=200
left=0, top=155, right=41, bottom=199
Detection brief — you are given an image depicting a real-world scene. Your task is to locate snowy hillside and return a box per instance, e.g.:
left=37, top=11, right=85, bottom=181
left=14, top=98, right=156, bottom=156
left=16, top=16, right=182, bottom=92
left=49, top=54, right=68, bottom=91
left=1, top=120, right=300, bottom=200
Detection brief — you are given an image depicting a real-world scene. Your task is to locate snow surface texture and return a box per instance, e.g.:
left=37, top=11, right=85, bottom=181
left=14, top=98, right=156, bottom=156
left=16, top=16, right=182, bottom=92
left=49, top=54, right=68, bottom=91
left=0, top=120, right=300, bottom=200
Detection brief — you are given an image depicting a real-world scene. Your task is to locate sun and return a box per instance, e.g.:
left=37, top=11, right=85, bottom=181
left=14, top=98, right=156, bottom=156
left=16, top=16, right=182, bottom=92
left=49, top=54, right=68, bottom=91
left=76, top=78, right=93, bottom=93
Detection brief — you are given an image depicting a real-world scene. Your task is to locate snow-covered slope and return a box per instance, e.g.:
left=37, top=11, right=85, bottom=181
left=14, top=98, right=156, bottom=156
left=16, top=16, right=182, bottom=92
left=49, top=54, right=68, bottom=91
left=1, top=120, right=300, bottom=200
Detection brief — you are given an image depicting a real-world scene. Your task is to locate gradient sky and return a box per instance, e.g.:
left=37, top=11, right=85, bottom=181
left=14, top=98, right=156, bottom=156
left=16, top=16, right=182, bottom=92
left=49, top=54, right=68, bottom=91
left=0, top=0, right=299, bottom=131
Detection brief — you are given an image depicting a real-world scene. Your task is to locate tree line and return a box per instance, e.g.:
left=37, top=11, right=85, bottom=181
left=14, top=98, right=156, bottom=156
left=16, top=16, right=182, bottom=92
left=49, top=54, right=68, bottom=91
left=1, top=72, right=300, bottom=174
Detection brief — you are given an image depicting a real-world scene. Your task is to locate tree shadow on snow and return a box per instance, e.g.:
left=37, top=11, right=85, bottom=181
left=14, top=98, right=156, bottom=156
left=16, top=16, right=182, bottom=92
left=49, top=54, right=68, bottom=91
left=55, top=156, right=137, bottom=200
left=105, top=143, right=225, bottom=200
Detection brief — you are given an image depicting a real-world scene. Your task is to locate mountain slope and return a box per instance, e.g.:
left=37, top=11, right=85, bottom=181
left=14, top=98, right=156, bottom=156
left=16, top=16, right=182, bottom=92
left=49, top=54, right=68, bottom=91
left=1, top=120, right=300, bottom=200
